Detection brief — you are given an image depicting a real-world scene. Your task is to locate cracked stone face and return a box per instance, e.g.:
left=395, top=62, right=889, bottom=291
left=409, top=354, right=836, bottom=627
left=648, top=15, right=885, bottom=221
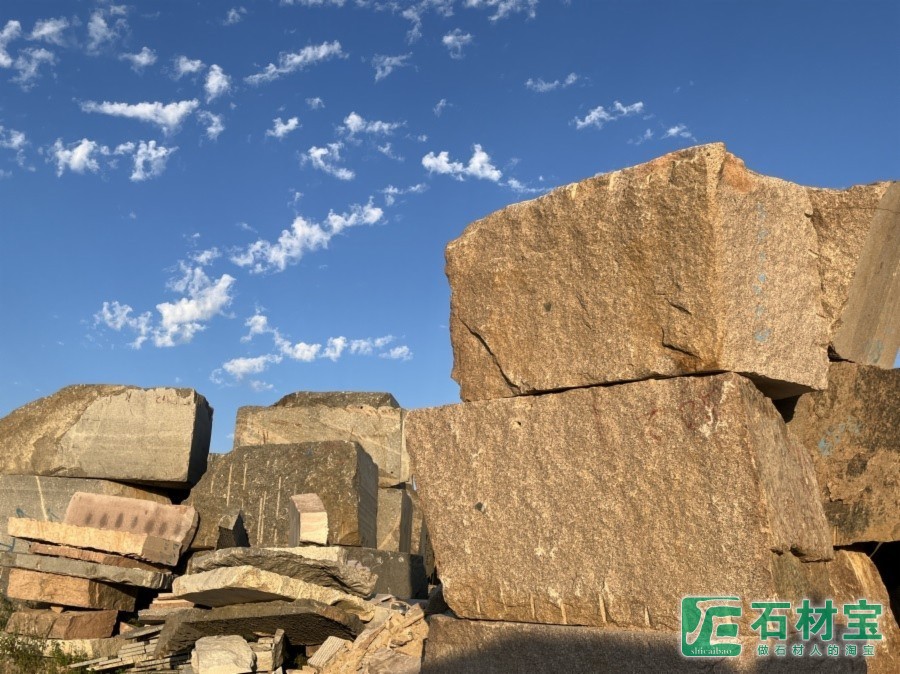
left=446, top=143, right=897, bottom=402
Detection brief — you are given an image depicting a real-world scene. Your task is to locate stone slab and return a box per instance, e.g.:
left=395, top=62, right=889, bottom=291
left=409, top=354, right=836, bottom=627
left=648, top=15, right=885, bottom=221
left=447, top=143, right=834, bottom=401
left=233, top=391, right=407, bottom=485
left=289, top=494, right=328, bottom=546
left=0, top=385, right=212, bottom=487
left=5, top=608, right=117, bottom=639
left=28, top=543, right=167, bottom=572
left=5, top=552, right=172, bottom=590
left=0, top=474, right=170, bottom=554
left=376, top=487, right=412, bottom=553
left=191, top=635, right=255, bottom=674
left=283, top=546, right=428, bottom=600
left=171, top=566, right=374, bottom=619
left=406, top=373, right=833, bottom=629
left=40, top=636, right=125, bottom=659
left=811, top=181, right=900, bottom=368
left=189, top=547, right=376, bottom=597
left=6, top=568, right=138, bottom=610
left=64, top=492, right=198, bottom=555
left=7, top=518, right=182, bottom=566
left=154, top=600, right=364, bottom=657
left=786, top=362, right=899, bottom=545
left=186, top=442, right=377, bottom=550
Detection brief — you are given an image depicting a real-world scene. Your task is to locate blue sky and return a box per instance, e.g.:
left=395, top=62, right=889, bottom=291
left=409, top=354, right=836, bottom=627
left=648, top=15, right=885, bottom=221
left=0, top=0, right=897, bottom=452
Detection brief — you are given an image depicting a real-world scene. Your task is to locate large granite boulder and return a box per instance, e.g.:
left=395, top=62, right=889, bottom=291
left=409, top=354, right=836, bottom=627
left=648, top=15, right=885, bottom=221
left=187, top=442, right=378, bottom=549
left=234, top=391, right=407, bottom=486
left=0, top=385, right=212, bottom=487
left=447, top=143, right=898, bottom=401
left=0, top=474, right=170, bottom=553
left=406, top=373, right=832, bottom=629
left=786, top=362, right=899, bottom=545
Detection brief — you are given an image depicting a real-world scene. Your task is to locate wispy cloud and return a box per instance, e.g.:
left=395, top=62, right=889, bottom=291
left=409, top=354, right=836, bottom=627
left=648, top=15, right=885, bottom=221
left=120, top=47, right=157, bottom=71
left=281, top=0, right=347, bottom=5
left=342, top=112, right=403, bottom=137
left=224, top=7, right=247, bottom=25
left=205, top=65, right=231, bottom=102
left=231, top=198, right=383, bottom=273
left=382, top=183, right=426, bottom=206
left=573, top=100, right=643, bottom=130
left=198, top=111, right=225, bottom=140
left=266, top=116, right=300, bottom=139
left=372, top=53, right=411, bottom=81
left=525, top=72, right=578, bottom=93
left=0, top=20, right=21, bottom=68
left=80, top=99, right=200, bottom=135
left=433, top=98, right=449, bottom=116
left=50, top=138, right=105, bottom=176
left=662, top=124, right=697, bottom=141
left=87, top=8, right=127, bottom=53
left=465, top=0, right=539, bottom=21
left=173, top=55, right=205, bottom=79
left=422, top=144, right=502, bottom=182
left=12, top=47, right=55, bottom=89
left=377, top=142, right=402, bottom=161
left=302, top=142, right=354, bottom=180
left=0, top=125, right=27, bottom=165
left=381, top=345, right=412, bottom=361
left=442, top=29, right=473, bottom=59
left=131, top=141, right=176, bottom=181
left=306, top=97, right=325, bottom=109
left=29, top=17, right=69, bottom=46
left=628, top=128, right=654, bottom=145
left=245, top=41, right=345, bottom=85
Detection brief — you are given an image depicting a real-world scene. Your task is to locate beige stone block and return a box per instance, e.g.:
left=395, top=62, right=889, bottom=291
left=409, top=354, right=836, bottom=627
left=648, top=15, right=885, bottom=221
left=5, top=608, right=117, bottom=639
left=6, top=568, right=137, bottom=610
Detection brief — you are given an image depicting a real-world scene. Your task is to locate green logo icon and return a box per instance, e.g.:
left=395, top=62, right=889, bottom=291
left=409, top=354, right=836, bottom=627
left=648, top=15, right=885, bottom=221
left=681, top=596, right=742, bottom=657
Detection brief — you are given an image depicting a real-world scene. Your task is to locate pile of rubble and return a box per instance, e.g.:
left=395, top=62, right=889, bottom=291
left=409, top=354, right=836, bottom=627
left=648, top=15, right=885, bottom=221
left=0, top=388, right=430, bottom=673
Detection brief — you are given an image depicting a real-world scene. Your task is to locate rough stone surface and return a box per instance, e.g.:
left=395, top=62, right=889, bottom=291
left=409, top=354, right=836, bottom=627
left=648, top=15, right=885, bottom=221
left=216, top=510, right=250, bottom=549
left=376, top=487, right=412, bottom=553
left=5, top=609, right=117, bottom=639
left=187, top=442, right=377, bottom=550
left=6, top=568, right=138, bottom=610
left=447, top=143, right=834, bottom=401
left=64, top=492, right=198, bottom=555
left=284, top=546, right=428, bottom=600
left=786, top=362, right=899, bottom=545
left=40, top=636, right=124, bottom=659
left=810, top=181, right=900, bottom=368
left=189, top=548, right=377, bottom=597
left=0, top=474, right=170, bottom=554
left=5, top=552, right=173, bottom=589
left=28, top=543, right=166, bottom=572
left=406, top=373, right=833, bottom=629
left=422, top=615, right=869, bottom=673
left=171, top=565, right=375, bottom=618
left=7, top=518, right=182, bottom=566
left=234, top=392, right=407, bottom=485
left=155, top=600, right=364, bottom=657
left=0, top=385, right=212, bottom=487
left=289, top=493, right=329, bottom=545
left=191, top=635, right=255, bottom=674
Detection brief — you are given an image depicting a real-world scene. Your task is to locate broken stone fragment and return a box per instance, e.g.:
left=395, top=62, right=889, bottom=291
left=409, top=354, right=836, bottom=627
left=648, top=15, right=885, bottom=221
left=233, top=391, right=408, bottom=485
left=171, top=565, right=375, bottom=619
left=406, top=373, right=833, bottom=629
left=216, top=509, right=250, bottom=549
left=6, top=568, right=138, bottom=611
left=4, top=551, right=172, bottom=589
left=0, top=384, right=212, bottom=487
left=786, top=362, right=899, bottom=545
left=447, top=144, right=892, bottom=401
left=189, top=547, right=377, bottom=597
left=5, top=608, right=117, bottom=640
left=289, top=493, right=329, bottom=546
left=187, top=442, right=378, bottom=550
left=28, top=543, right=168, bottom=572
left=191, top=635, right=256, bottom=674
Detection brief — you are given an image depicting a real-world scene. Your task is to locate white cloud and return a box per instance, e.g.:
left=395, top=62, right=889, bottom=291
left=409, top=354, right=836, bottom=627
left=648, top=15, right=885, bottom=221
left=173, top=55, right=205, bottom=79
left=120, top=47, right=157, bottom=71
left=241, top=313, right=271, bottom=342
left=94, top=301, right=152, bottom=348
left=0, top=125, right=27, bottom=165
left=29, top=17, right=69, bottom=46
left=224, top=7, right=247, bottom=25
left=223, top=354, right=282, bottom=379
left=629, top=128, right=654, bottom=145
left=0, top=20, right=22, bottom=68
left=281, top=0, right=347, bottom=5
left=465, top=0, right=538, bottom=21
left=302, top=142, right=354, bottom=180
left=205, top=64, right=232, bottom=102
left=505, top=177, right=543, bottom=194
left=382, top=183, right=426, bottom=206
left=80, top=99, right=200, bottom=135
left=442, top=29, right=473, bottom=59
left=322, top=336, right=348, bottom=361
left=342, top=112, right=403, bottom=136
left=87, top=9, right=125, bottom=52
left=266, top=116, right=300, bottom=139
left=380, top=345, right=412, bottom=360
left=525, top=72, right=578, bottom=93
left=372, top=53, right=411, bottom=81
left=663, top=124, right=697, bottom=141
left=198, top=111, right=225, bottom=140
left=422, top=144, right=502, bottom=182
left=377, top=142, right=402, bottom=161
left=12, top=47, right=55, bottom=88
left=193, top=247, right=221, bottom=266
left=306, top=97, right=324, bottom=109
left=274, top=333, right=321, bottom=362
left=131, top=141, right=176, bottom=181
left=245, top=41, right=345, bottom=85
left=350, top=335, right=394, bottom=355
left=249, top=380, right=273, bottom=392
left=231, top=198, right=383, bottom=273
left=433, top=98, right=448, bottom=116
left=50, top=138, right=103, bottom=176
left=573, top=100, right=644, bottom=130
